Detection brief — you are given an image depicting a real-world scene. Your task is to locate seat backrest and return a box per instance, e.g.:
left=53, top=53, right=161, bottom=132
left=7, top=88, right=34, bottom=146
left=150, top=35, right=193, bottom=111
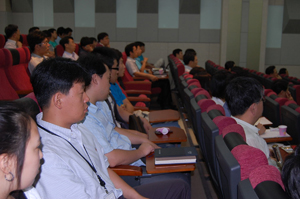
left=4, top=48, right=32, bottom=91
left=198, top=99, right=215, bottom=112
left=0, top=49, right=19, bottom=100
left=213, top=116, right=237, bottom=135
left=206, top=104, right=225, bottom=116
left=187, top=78, right=199, bottom=85
left=21, top=34, right=28, bottom=46
left=221, top=124, right=246, bottom=142
left=281, top=105, right=300, bottom=145
left=14, top=97, right=40, bottom=122
left=231, top=145, right=268, bottom=181
left=122, top=52, right=127, bottom=64
left=0, top=34, right=5, bottom=48
left=195, top=89, right=210, bottom=99
left=55, top=44, right=64, bottom=57
left=191, top=87, right=204, bottom=96
left=293, top=85, right=300, bottom=105
left=215, top=135, right=241, bottom=199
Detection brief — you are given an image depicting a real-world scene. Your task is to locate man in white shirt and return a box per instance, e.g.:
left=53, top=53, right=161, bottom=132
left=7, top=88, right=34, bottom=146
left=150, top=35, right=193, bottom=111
left=60, top=36, right=79, bottom=61
left=4, top=24, right=22, bottom=49
left=31, top=57, right=190, bottom=199
left=27, top=31, right=50, bottom=74
left=225, top=77, right=272, bottom=162
left=183, top=50, right=198, bottom=73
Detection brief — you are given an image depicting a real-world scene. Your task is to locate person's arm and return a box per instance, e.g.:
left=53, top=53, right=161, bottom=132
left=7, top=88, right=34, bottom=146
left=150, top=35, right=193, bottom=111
left=115, top=127, right=148, bottom=142
left=257, top=123, right=266, bottom=135
left=122, top=98, right=135, bottom=113
left=108, top=168, right=148, bottom=199
left=16, top=41, right=23, bottom=48
left=140, top=57, right=148, bottom=72
left=133, top=71, right=158, bottom=81
left=105, top=142, right=155, bottom=167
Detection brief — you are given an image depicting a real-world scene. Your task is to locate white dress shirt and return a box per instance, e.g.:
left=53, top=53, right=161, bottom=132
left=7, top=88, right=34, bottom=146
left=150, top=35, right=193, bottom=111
left=28, top=53, right=48, bottom=74
left=4, top=39, right=17, bottom=49
left=35, top=113, right=122, bottom=199
left=62, top=51, right=79, bottom=61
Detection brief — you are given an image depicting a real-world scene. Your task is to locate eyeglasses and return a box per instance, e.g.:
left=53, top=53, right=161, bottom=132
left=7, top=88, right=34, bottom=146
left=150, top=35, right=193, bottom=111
left=111, top=68, right=119, bottom=71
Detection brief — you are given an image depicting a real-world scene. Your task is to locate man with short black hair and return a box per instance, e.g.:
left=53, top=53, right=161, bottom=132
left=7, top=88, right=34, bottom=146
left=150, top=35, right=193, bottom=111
left=265, top=65, right=282, bottom=79
left=28, top=26, right=40, bottom=34
left=27, top=31, right=50, bottom=74
left=48, top=28, right=57, bottom=49
left=79, top=37, right=93, bottom=57
left=225, top=61, right=235, bottom=71
left=183, top=51, right=198, bottom=72
left=4, top=24, right=22, bottom=49
left=55, top=27, right=65, bottom=44
left=60, top=36, right=78, bottom=61
left=172, top=48, right=184, bottom=64
left=225, top=77, right=272, bottom=163
left=97, top=32, right=110, bottom=47
left=271, top=79, right=293, bottom=100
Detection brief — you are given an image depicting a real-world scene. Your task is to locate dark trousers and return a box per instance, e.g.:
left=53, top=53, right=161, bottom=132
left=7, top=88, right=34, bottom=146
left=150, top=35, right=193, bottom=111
left=118, top=179, right=191, bottom=199
left=152, top=79, right=172, bottom=109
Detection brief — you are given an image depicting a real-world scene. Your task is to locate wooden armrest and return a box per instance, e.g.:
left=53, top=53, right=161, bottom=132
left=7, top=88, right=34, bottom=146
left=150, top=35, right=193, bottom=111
left=123, top=81, right=151, bottom=91
left=109, top=165, right=142, bottom=176
left=127, top=97, right=151, bottom=102
left=125, top=90, right=151, bottom=95
left=16, top=90, right=33, bottom=95
left=134, top=107, right=149, bottom=111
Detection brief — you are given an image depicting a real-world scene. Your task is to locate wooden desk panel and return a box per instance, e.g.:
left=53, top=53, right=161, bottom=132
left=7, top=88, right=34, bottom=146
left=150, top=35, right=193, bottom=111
left=264, top=136, right=293, bottom=143
left=149, top=109, right=180, bottom=123
left=148, top=127, right=187, bottom=143
left=146, top=153, right=195, bottom=174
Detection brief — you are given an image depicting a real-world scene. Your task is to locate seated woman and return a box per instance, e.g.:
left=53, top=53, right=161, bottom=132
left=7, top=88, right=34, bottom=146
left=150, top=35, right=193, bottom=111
left=0, top=102, right=43, bottom=199
left=271, top=79, right=293, bottom=100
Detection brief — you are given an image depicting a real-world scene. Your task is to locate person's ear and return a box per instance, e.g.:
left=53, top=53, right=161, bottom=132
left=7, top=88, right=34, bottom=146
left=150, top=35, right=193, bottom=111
left=53, top=92, right=63, bottom=109
left=0, top=154, right=14, bottom=174
left=91, top=74, right=99, bottom=85
left=249, top=103, right=257, bottom=116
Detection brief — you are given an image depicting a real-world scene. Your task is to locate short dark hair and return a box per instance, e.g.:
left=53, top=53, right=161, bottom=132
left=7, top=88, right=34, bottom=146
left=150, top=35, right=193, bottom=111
left=279, top=68, right=287, bottom=75
left=0, top=102, right=31, bottom=189
left=225, top=77, right=263, bottom=116
left=65, top=27, right=73, bottom=34
left=59, top=36, right=73, bottom=50
left=134, top=41, right=145, bottom=47
left=112, top=48, right=122, bottom=66
left=80, top=37, right=92, bottom=47
left=56, top=27, right=65, bottom=36
left=271, top=79, right=289, bottom=95
left=265, top=65, right=276, bottom=75
left=90, top=37, right=97, bottom=42
left=183, top=51, right=196, bottom=65
left=92, top=47, right=117, bottom=69
left=31, top=57, right=91, bottom=109
left=5, top=24, right=18, bottom=39
left=48, top=28, right=56, bottom=34
left=97, top=32, right=108, bottom=42
left=282, top=146, right=300, bottom=199
left=210, top=70, right=231, bottom=99
left=125, top=43, right=136, bottom=57
left=78, top=53, right=107, bottom=78
left=42, top=30, right=51, bottom=38
left=172, top=49, right=182, bottom=57
left=225, top=61, right=235, bottom=70
left=185, top=48, right=196, bottom=54
left=28, top=26, right=40, bottom=34
left=27, top=31, right=47, bottom=52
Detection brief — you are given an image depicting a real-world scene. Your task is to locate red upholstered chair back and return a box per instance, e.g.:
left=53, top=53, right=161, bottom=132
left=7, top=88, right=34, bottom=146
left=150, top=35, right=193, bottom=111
left=191, top=87, right=204, bottom=96
left=293, top=85, right=300, bottom=105
left=184, top=74, right=193, bottom=79
left=206, top=104, right=225, bottom=116
left=0, top=49, right=19, bottom=100
left=187, top=79, right=198, bottom=85
left=221, top=124, right=246, bottom=141
left=4, top=48, right=32, bottom=91
left=213, top=116, right=237, bottom=134
left=0, top=34, right=5, bottom=48
left=197, top=99, right=215, bottom=112
left=231, top=145, right=268, bottom=181
left=55, top=44, right=64, bottom=57
left=24, top=92, right=42, bottom=112
left=266, top=91, right=277, bottom=97
left=75, top=43, right=79, bottom=55
left=122, top=52, right=127, bottom=65
left=284, top=100, right=297, bottom=106
left=195, top=89, right=210, bottom=99
left=275, top=97, right=289, bottom=107
left=249, top=165, right=285, bottom=190
left=21, top=34, right=28, bottom=46
left=264, top=89, right=273, bottom=96
left=189, top=81, right=201, bottom=88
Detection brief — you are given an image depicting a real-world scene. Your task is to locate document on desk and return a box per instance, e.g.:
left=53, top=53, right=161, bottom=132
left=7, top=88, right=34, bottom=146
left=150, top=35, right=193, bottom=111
left=255, top=117, right=272, bottom=126
left=260, top=129, right=291, bottom=138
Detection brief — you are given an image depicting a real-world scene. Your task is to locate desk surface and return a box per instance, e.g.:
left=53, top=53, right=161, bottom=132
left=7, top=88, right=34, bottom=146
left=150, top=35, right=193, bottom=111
left=149, top=109, right=180, bottom=123
left=146, top=153, right=195, bottom=174
left=148, top=126, right=187, bottom=143
left=261, top=129, right=293, bottom=143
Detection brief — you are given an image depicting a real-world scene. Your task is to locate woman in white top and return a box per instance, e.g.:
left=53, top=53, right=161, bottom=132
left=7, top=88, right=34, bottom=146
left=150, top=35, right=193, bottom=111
left=0, top=103, right=43, bottom=199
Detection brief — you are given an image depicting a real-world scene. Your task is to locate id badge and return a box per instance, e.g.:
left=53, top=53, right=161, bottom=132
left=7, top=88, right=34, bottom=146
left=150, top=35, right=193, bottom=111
left=104, top=191, right=116, bottom=199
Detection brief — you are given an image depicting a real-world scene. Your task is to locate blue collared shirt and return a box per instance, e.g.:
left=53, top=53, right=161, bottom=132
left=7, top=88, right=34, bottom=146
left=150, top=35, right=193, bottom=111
left=80, top=101, right=145, bottom=166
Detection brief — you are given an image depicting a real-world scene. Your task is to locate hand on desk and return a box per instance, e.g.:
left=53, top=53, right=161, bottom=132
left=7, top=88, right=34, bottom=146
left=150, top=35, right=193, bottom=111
left=257, top=123, right=266, bottom=135
left=139, top=142, right=159, bottom=156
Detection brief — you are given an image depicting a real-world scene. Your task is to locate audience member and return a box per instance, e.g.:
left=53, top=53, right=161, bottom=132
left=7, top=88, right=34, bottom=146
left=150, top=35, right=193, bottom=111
left=279, top=68, right=289, bottom=76
left=172, top=48, right=184, bottom=64
left=265, top=65, right=282, bottom=79
left=134, top=42, right=150, bottom=73
left=65, top=27, right=73, bottom=37
left=31, top=57, right=190, bottom=199
left=225, top=61, right=235, bottom=71
left=60, top=36, right=78, bottom=61
left=135, top=41, right=164, bottom=68
left=271, top=79, right=294, bottom=100
left=0, top=102, right=43, bottom=199
left=97, top=32, right=110, bottom=47
left=48, top=28, right=58, bottom=49
left=225, top=77, right=274, bottom=164
left=189, top=67, right=211, bottom=92
left=27, top=31, right=50, bottom=74
left=79, top=37, right=93, bottom=57
left=4, top=24, right=22, bottom=49
left=183, top=51, right=198, bottom=72
left=42, top=30, right=55, bottom=58
left=55, top=27, right=65, bottom=44
left=28, top=27, right=40, bottom=34
left=90, top=37, right=97, bottom=49
left=281, top=145, right=300, bottom=199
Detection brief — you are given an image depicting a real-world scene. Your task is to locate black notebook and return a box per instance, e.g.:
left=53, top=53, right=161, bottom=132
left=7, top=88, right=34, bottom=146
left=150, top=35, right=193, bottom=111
left=154, top=147, right=197, bottom=165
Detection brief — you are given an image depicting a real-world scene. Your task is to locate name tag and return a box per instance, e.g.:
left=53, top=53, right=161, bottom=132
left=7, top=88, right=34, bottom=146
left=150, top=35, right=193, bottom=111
left=104, top=191, right=116, bottom=199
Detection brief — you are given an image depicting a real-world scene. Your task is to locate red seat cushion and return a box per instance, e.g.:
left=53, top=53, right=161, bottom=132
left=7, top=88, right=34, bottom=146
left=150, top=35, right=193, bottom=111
left=197, top=99, right=215, bottom=112
left=213, top=116, right=237, bottom=134
left=206, top=104, right=225, bottom=116
left=221, top=124, right=246, bottom=141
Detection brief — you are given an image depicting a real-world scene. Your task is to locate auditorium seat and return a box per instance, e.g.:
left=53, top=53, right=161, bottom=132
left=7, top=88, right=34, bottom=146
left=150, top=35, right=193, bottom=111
left=0, top=34, right=5, bottom=48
